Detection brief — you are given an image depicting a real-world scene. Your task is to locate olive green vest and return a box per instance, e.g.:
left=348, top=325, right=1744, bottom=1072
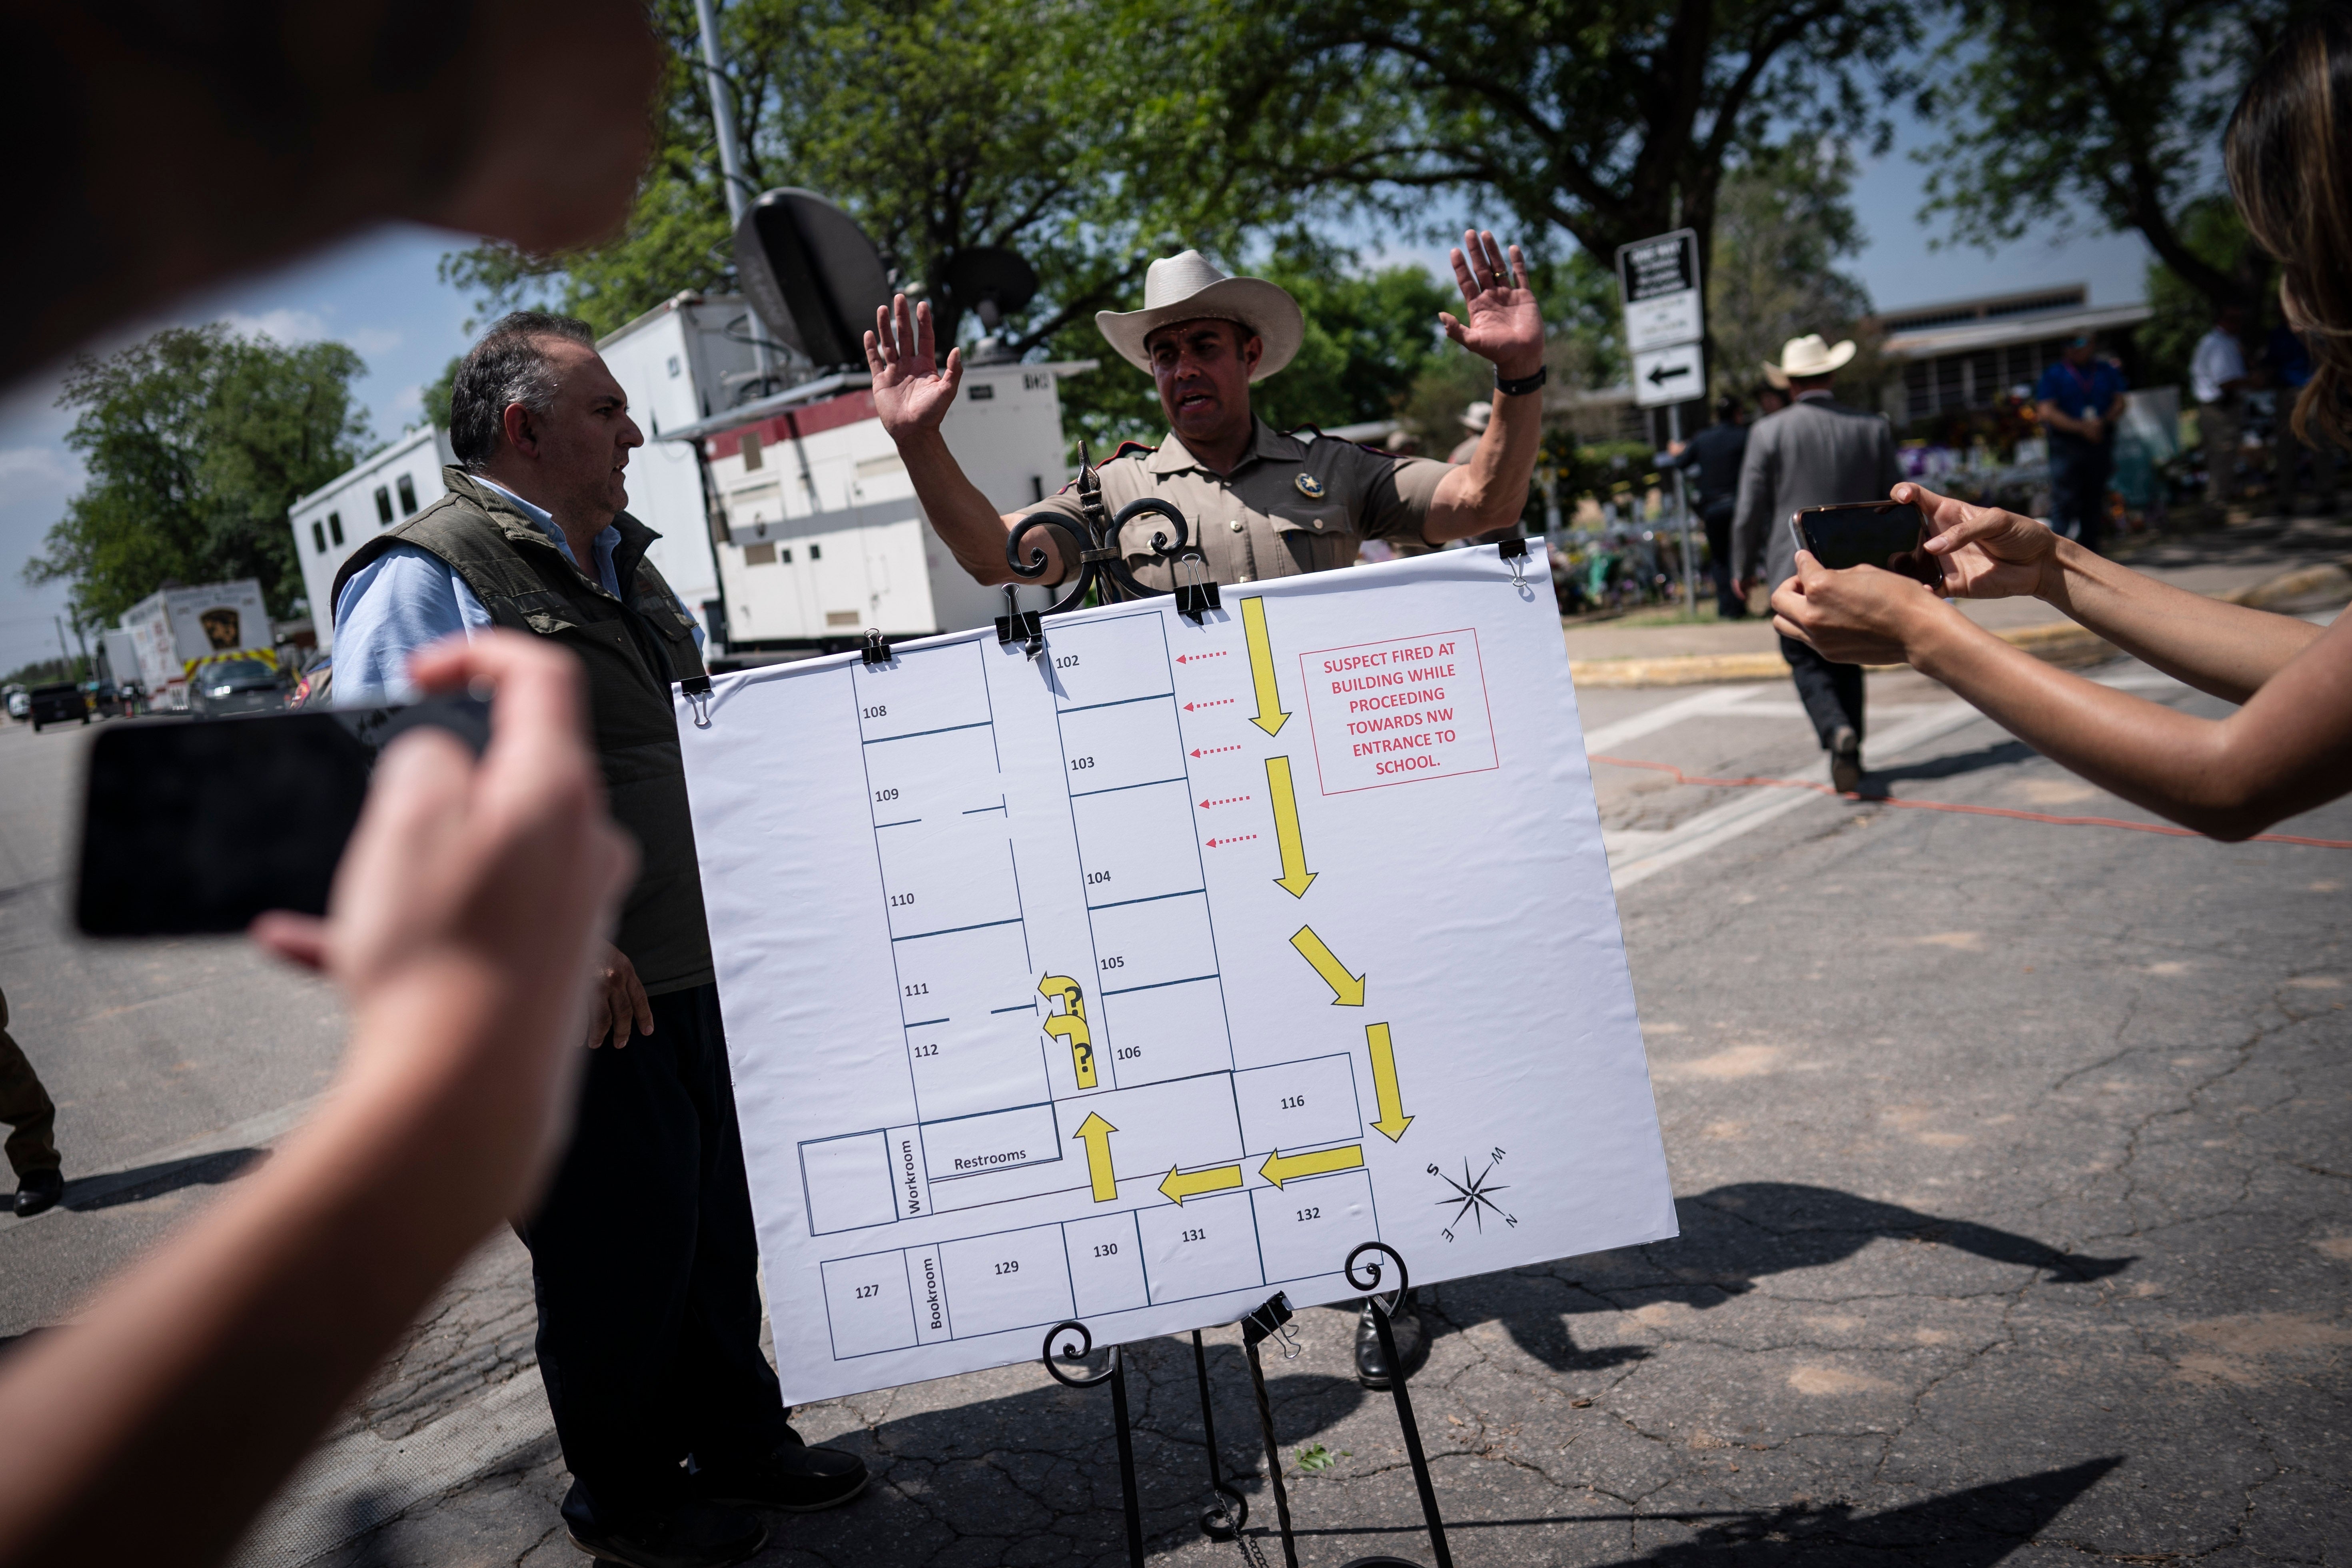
left=332, top=468, right=714, bottom=995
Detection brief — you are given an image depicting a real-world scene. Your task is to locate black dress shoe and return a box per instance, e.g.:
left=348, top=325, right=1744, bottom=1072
left=13, top=1169, right=62, bottom=1218
left=694, top=1430, right=868, bottom=1513
left=1354, top=1291, right=1428, bottom=1390
left=1829, top=725, right=1863, bottom=795
left=563, top=1494, right=764, bottom=1568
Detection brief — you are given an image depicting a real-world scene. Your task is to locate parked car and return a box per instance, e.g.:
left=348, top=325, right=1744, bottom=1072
left=3, top=687, right=26, bottom=723
left=188, top=655, right=285, bottom=718
left=27, top=682, right=89, bottom=731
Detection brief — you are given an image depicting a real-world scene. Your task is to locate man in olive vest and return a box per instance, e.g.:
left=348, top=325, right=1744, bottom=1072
left=333, top=314, right=865, bottom=1568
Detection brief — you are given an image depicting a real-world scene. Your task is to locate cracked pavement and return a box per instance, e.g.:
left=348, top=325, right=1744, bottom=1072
left=3, top=591, right=2346, bottom=1566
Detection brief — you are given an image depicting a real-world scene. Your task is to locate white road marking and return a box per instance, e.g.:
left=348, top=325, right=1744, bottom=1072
left=1578, top=684, right=1766, bottom=754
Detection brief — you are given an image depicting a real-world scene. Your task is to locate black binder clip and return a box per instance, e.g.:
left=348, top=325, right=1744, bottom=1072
left=994, top=586, right=1044, bottom=658
left=860, top=629, right=892, bottom=666
left=1172, top=551, right=1221, bottom=623
left=1497, top=533, right=1530, bottom=587
left=680, top=673, right=713, bottom=730
left=1241, top=1290, right=1300, bottom=1360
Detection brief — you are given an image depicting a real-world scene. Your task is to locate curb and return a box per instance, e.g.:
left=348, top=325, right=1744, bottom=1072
left=1566, top=557, right=2352, bottom=689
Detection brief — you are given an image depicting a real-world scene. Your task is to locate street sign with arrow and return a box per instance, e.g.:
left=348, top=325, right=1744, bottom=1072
left=1632, top=341, right=1703, bottom=409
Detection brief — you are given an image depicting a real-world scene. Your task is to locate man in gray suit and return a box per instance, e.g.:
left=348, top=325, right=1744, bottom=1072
left=1732, top=334, right=1904, bottom=794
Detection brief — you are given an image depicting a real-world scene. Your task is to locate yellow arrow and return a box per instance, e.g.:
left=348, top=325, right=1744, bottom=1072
left=1366, top=1023, right=1412, bottom=1142
left=1260, top=1144, right=1365, bottom=1187
left=1240, top=597, right=1289, bottom=737
left=1158, top=1162, right=1244, bottom=1205
left=1072, top=1112, right=1118, bottom=1202
left=1266, top=756, right=1316, bottom=898
left=1289, top=925, right=1365, bottom=1006
left=1039, top=975, right=1095, bottom=1088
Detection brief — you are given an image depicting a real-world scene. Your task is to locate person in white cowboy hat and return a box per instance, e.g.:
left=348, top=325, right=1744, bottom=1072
left=1730, top=332, right=1903, bottom=794
left=862, top=231, right=1548, bottom=595
left=1448, top=400, right=1492, bottom=465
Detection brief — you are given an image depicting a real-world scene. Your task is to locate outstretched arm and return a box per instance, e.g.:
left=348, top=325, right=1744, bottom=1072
left=1771, top=548, right=2352, bottom=839
left=0, top=633, right=634, bottom=1568
left=1426, top=232, right=1547, bottom=542
left=865, top=296, right=1066, bottom=584
left=1896, top=482, right=2320, bottom=703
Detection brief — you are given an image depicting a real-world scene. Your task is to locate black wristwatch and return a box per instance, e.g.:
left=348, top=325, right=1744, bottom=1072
left=1493, top=364, right=1548, bottom=397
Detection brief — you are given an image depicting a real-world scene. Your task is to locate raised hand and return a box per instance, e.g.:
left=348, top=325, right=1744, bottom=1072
left=865, top=294, right=962, bottom=439
left=1441, top=230, right=1544, bottom=381
left=1897, top=481, right=2060, bottom=601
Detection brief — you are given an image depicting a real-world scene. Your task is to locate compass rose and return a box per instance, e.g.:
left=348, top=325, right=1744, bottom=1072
left=1430, top=1148, right=1516, bottom=1241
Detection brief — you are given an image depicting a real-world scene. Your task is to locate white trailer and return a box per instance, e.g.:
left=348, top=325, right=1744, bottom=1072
left=595, top=292, right=765, bottom=645
left=289, top=425, right=456, bottom=650
left=677, top=361, right=1091, bottom=653
left=120, top=579, right=271, bottom=710
left=97, top=628, right=140, bottom=693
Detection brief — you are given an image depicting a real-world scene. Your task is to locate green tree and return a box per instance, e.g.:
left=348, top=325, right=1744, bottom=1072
left=1225, top=0, right=1920, bottom=328
left=1916, top=0, right=2315, bottom=318
left=2138, top=196, right=2262, bottom=391
left=24, top=325, right=371, bottom=623
left=1708, top=139, right=1875, bottom=400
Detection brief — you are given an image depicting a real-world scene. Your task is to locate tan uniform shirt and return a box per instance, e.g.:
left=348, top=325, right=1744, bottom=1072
left=1022, top=419, right=1451, bottom=589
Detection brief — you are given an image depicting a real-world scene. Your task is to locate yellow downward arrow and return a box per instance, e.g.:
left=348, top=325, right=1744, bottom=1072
left=1290, top=925, right=1365, bottom=1006
left=1072, top=1112, right=1118, bottom=1202
left=1366, top=1023, right=1413, bottom=1142
left=1158, top=1163, right=1244, bottom=1205
left=1260, top=1144, right=1365, bottom=1187
left=1240, top=597, right=1289, bottom=737
left=1266, top=756, right=1316, bottom=897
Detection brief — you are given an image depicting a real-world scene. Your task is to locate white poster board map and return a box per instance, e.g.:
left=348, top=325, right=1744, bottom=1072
left=678, top=547, right=1675, bottom=1405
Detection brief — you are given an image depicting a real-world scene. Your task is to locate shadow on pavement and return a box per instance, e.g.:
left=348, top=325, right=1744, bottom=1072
left=1427, top=1182, right=2131, bottom=1373
left=1867, top=739, right=2040, bottom=787
left=61, top=1147, right=264, bottom=1212
left=1266, top=1457, right=2120, bottom=1566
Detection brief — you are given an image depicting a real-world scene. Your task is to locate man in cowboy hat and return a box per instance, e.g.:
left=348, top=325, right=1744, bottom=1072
left=863, top=232, right=1548, bottom=597
left=1732, top=333, right=1903, bottom=794
left=865, top=234, right=1544, bottom=1391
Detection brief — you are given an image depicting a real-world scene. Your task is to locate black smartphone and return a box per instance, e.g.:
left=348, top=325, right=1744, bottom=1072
left=1789, top=501, right=1943, bottom=588
left=74, top=696, right=492, bottom=937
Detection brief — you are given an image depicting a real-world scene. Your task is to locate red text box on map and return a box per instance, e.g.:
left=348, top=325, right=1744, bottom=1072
left=1298, top=628, right=1497, bottom=794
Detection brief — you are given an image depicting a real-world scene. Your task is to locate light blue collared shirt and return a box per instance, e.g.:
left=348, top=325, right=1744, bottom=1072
left=333, top=475, right=693, bottom=705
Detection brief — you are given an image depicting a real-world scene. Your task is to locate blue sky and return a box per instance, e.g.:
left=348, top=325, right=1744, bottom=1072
left=0, top=118, right=2154, bottom=675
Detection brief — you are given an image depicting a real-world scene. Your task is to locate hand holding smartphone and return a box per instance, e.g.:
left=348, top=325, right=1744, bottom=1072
left=1789, top=501, right=1944, bottom=589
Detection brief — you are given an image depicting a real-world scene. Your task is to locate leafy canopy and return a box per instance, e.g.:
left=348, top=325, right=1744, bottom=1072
left=24, top=325, right=371, bottom=623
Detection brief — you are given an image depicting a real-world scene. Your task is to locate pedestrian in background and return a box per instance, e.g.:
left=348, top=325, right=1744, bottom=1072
left=2033, top=334, right=2127, bottom=553
left=1448, top=400, right=1491, bottom=465
left=2267, top=320, right=2338, bottom=514
left=2192, top=304, right=2254, bottom=515
left=0, top=989, right=62, bottom=1218
left=1667, top=393, right=1751, bottom=618
left=1732, top=334, right=1904, bottom=794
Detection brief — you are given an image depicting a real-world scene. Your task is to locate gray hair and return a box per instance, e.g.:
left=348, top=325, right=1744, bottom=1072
left=449, top=311, right=598, bottom=471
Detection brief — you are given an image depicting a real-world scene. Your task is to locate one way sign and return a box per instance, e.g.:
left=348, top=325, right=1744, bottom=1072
left=1632, top=342, right=1703, bottom=409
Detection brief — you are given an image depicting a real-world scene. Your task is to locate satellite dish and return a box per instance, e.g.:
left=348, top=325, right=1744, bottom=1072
left=734, top=189, right=894, bottom=370
left=934, top=247, right=1039, bottom=360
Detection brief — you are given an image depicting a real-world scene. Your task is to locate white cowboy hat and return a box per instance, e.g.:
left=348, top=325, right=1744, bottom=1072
left=1095, top=251, right=1305, bottom=382
left=1767, top=334, right=1857, bottom=379
left=1459, top=400, right=1493, bottom=432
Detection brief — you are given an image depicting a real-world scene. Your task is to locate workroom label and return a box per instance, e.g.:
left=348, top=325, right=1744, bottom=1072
left=1298, top=627, right=1497, bottom=793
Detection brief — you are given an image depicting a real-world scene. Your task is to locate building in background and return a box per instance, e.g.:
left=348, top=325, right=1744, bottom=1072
left=1870, top=285, right=2151, bottom=427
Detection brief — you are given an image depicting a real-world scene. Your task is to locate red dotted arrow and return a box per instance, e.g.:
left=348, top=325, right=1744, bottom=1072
left=1190, top=744, right=1244, bottom=758
left=1198, top=794, right=1252, bottom=810
left=1205, top=833, right=1260, bottom=848
left=1184, top=697, right=1237, bottom=712
left=1175, top=651, right=1231, bottom=664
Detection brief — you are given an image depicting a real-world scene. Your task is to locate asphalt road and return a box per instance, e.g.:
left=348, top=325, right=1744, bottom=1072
left=4, top=630, right=2350, bottom=1566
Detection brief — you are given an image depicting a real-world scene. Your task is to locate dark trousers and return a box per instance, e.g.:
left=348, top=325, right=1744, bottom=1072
left=0, top=989, right=58, bottom=1181
left=1701, top=500, right=1744, bottom=617
left=2049, top=440, right=2111, bottom=554
left=1780, top=634, right=1864, bottom=750
left=519, top=982, right=789, bottom=1525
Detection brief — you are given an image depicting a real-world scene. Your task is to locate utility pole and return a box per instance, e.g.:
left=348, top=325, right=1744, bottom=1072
left=693, top=0, right=773, bottom=392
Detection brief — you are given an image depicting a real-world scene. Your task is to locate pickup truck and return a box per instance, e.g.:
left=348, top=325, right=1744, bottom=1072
left=27, top=682, right=89, bottom=731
